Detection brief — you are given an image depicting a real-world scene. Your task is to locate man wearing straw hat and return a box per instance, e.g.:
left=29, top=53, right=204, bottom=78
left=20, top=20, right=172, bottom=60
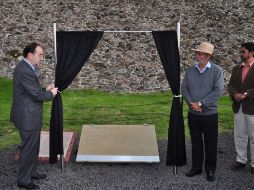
left=228, top=42, right=254, bottom=175
left=182, top=42, right=224, bottom=181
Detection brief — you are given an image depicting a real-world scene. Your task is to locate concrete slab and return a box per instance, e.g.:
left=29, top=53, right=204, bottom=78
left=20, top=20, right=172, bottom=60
left=76, top=125, right=160, bottom=163
left=15, top=131, right=76, bottom=162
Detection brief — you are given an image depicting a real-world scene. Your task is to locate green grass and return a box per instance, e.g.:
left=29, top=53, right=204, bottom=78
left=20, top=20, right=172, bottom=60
left=0, top=77, right=233, bottom=150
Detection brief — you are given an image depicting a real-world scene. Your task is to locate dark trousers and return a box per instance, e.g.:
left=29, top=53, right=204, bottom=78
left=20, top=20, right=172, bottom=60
left=188, top=112, right=218, bottom=172
left=18, top=130, right=40, bottom=184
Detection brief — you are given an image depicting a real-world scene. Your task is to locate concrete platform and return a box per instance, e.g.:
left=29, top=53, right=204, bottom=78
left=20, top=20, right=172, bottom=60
left=15, top=131, right=76, bottom=162
left=76, top=125, right=160, bottom=163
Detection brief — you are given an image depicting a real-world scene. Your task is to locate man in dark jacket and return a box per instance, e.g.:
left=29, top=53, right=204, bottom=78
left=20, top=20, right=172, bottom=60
left=10, top=42, right=58, bottom=189
left=228, top=42, right=254, bottom=175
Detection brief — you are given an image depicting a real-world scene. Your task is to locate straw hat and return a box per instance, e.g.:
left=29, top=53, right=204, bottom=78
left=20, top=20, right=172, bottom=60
left=193, top=42, right=214, bottom=55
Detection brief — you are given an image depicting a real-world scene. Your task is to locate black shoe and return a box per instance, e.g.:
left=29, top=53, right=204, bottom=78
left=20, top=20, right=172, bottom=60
left=31, top=173, right=47, bottom=180
left=230, top=161, right=245, bottom=171
left=206, top=170, right=215, bottom=182
left=185, top=169, right=202, bottom=177
left=17, top=182, right=39, bottom=189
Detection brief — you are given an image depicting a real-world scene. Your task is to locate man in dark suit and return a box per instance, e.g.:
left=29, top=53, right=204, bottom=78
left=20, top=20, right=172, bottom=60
left=10, top=42, right=58, bottom=189
left=228, top=42, right=254, bottom=175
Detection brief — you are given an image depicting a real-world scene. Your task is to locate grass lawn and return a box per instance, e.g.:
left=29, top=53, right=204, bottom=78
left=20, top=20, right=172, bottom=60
left=0, top=77, right=233, bottom=150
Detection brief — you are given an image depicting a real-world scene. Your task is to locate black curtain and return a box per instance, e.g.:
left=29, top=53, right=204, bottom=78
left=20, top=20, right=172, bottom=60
left=49, top=31, right=103, bottom=163
left=152, top=31, right=186, bottom=166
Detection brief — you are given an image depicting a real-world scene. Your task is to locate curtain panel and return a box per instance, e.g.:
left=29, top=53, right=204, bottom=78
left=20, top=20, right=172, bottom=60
left=49, top=31, right=103, bottom=163
left=152, top=31, right=186, bottom=166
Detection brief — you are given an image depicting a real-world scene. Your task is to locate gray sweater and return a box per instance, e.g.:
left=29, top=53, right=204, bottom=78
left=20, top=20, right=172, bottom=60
left=181, top=62, right=224, bottom=115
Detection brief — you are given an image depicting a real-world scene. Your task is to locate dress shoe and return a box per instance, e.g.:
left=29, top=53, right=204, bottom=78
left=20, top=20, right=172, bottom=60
left=185, top=169, right=202, bottom=177
left=230, top=161, right=245, bottom=171
left=206, top=170, right=215, bottom=182
left=31, top=173, right=47, bottom=180
left=251, top=167, right=254, bottom=174
left=17, top=182, right=39, bottom=189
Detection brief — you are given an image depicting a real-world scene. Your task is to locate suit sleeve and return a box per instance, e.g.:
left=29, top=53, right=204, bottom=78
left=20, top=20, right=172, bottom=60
left=21, top=70, right=53, bottom=102
left=228, top=66, right=238, bottom=99
left=246, top=88, right=254, bottom=99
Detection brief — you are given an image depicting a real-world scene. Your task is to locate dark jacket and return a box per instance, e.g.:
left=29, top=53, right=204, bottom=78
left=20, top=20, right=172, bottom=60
left=228, top=63, right=254, bottom=114
left=10, top=59, right=53, bottom=130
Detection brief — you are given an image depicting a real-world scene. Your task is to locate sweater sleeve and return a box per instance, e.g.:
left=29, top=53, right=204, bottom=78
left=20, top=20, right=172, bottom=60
left=181, top=71, right=192, bottom=104
left=200, top=67, right=224, bottom=108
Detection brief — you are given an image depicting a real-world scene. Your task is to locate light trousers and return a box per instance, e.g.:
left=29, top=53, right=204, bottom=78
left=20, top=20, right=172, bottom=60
left=234, top=105, right=254, bottom=167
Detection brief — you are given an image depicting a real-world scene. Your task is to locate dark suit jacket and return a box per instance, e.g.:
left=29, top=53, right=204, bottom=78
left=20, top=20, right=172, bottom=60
left=228, top=63, right=254, bottom=114
left=10, top=59, right=53, bottom=130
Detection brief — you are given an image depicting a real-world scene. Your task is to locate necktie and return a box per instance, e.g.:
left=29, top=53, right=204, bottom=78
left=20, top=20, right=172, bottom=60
left=34, top=66, right=40, bottom=76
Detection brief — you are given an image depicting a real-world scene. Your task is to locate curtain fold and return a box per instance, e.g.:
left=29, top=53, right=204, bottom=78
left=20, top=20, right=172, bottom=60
left=152, top=31, right=186, bottom=166
left=49, top=31, right=103, bottom=163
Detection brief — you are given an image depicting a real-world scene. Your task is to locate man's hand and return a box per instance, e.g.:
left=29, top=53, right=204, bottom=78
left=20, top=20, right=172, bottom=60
left=50, top=87, right=58, bottom=97
left=234, top=93, right=247, bottom=102
left=46, top=83, right=55, bottom=91
left=190, top=102, right=202, bottom=113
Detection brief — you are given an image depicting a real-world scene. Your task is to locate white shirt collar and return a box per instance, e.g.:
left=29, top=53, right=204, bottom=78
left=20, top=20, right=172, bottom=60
left=240, top=60, right=254, bottom=67
left=195, top=61, right=211, bottom=73
left=23, top=58, right=35, bottom=71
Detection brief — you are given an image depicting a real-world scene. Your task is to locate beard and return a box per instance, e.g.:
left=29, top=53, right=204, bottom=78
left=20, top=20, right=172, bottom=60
left=195, top=60, right=207, bottom=67
left=240, top=57, right=246, bottom=62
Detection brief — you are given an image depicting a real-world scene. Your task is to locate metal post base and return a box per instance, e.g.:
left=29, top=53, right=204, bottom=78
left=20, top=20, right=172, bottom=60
left=60, top=154, right=64, bottom=172
left=173, top=165, right=177, bottom=174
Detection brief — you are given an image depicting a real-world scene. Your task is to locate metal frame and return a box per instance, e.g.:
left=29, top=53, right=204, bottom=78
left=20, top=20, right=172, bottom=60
left=52, top=22, right=64, bottom=172
left=52, top=21, right=181, bottom=173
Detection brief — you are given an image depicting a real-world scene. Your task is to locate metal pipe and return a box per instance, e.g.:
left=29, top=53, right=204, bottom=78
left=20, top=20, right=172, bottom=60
left=173, top=165, right=177, bottom=174
left=103, top=30, right=152, bottom=33
left=53, top=22, right=64, bottom=172
left=53, top=22, right=57, bottom=71
left=177, top=21, right=180, bottom=49
left=60, top=154, right=64, bottom=172
left=173, top=21, right=181, bottom=175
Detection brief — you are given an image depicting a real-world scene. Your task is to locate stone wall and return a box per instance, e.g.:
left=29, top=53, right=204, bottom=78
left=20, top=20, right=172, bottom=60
left=1, top=0, right=254, bottom=92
